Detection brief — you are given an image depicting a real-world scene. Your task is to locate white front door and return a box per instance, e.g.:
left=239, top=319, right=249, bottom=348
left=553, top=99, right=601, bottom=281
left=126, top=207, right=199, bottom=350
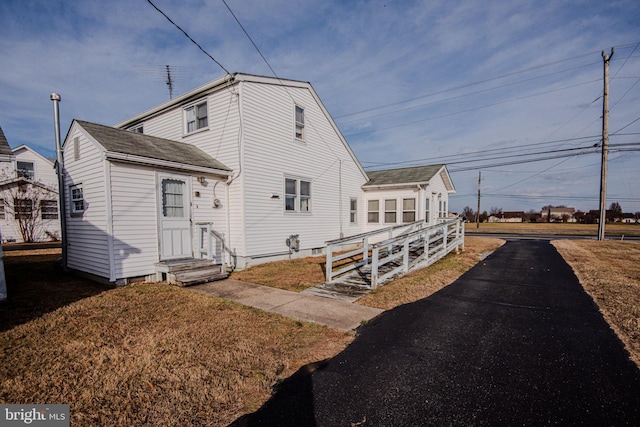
left=158, top=173, right=192, bottom=260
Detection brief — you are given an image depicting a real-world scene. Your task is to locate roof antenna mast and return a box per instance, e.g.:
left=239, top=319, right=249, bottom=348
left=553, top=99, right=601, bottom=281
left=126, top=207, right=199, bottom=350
left=166, top=65, right=174, bottom=100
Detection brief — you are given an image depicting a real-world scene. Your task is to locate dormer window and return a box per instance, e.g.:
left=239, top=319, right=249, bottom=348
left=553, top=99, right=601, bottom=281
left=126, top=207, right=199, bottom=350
left=16, top=161, right=34, bottom=180
left=184, top=101, right=208, bottom=134
left=129, top=125, right=144, bottom=134
left=295, top=105, right=304, bottom=140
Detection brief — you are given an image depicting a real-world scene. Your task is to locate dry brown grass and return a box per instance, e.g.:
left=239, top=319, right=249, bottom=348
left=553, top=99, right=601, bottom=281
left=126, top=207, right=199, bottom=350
left=0, top=253, right=352, bottom=426
left=552, top=240, right=640, bottom=366
left=357, top=237, right=505, bottom=310
left=231, top=256, right=326, bottom=292
left=467, top=222, right=640, bottom=236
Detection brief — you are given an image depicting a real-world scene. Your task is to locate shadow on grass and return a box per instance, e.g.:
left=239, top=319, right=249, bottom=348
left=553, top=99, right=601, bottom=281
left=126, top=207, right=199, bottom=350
left=0, top=252, right=113, bottom=332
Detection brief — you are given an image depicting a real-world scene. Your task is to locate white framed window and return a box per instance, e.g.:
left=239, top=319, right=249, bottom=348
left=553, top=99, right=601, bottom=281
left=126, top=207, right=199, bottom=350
left=425, top=197, right=431, bottom=223
left=295, top=105, right=304, bottom=140
left=385, top=199, right=397, bottom=223
left=184, top=100, right=208, bottom=134
left=16, top=161, right=34, bottom=180
left=0, top=199, right=4, bottom=219
left=350, top=198, right=358, bottom=224
left=41, top=200, right=59, bottom=220
left=367, top=200, right=379, bottom=223
left=129, top=125, right=144, bottom=134
left=70, top=184, right=85, bottom=216
left=14, top=198, right=33, bottom=219
left=284, top=177, right=311, bottom=213
left=403, top=198, right=416, bottom=223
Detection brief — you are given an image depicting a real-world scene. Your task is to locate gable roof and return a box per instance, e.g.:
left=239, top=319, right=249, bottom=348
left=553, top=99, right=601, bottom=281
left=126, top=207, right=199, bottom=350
left=0, top=127, right=14, bottom=156
left=364, top=164, right=454, bottom=192
left=12, top=144, right=55, bottom=166
left=115, top=73, right=369, bottom=181
left=74, top=120, right=231, bottom=175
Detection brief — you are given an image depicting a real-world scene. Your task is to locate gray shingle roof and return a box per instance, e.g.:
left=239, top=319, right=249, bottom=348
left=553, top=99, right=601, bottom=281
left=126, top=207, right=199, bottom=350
left=0, top=127, right=14, bottom=156
left=76, top=120, right=230, bottom=172
left=364, top=164, right=444, bottom=186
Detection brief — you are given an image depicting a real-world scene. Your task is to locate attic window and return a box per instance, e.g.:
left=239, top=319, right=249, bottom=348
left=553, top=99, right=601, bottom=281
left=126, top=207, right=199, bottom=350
left=16, top=161, right=34, bottom=180
left=129, top=125, right=143, bottom=134
left=185, top=101, right=208, bottom=134
left=295, top=106, right=304, bottom=140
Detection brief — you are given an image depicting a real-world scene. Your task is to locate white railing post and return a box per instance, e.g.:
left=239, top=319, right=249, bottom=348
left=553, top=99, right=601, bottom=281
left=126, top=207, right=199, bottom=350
left=442, top=222, right=448, bottom=252
left=326, top=244, right=334, bottom=282
left=371, top=248, right=379, bottom=289
left=206, top=223, right=213, bottom=260
left=403, top=237, right=410, bottom=273
left=363, top=236, right=369, bottom=263
left=455, top=219, right=460, bottom=254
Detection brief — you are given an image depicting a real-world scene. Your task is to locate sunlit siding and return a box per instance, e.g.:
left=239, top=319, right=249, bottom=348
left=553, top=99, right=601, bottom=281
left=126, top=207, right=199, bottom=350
left=109, top=162, right=158, bottom=280
left=62, top=125, right=110, bottom=279
left=239, top=81, right=367, bottom=257
left=130, top=89, right=245, bottom=256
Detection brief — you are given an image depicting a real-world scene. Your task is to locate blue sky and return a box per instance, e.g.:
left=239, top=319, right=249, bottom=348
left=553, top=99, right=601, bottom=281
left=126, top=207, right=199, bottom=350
left=1, top=0, right=639, bottom=214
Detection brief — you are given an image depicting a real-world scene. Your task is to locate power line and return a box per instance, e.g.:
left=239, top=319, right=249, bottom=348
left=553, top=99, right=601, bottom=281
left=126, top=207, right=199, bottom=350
left=146, top=0, right=230, bottom=74
left=344, top=79, right=601, bottom=138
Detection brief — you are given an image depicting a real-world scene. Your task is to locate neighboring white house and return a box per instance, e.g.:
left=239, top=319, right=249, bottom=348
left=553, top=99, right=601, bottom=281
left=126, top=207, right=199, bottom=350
left=61, top=73, right=455, bottom=284
left=0, top=127, right=60, bottom=243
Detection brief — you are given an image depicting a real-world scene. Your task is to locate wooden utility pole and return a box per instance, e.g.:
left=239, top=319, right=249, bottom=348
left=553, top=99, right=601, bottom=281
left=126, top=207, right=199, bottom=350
left=476, top=170, right=481, bottom=228
left=598, top=48, right=614, bottom=241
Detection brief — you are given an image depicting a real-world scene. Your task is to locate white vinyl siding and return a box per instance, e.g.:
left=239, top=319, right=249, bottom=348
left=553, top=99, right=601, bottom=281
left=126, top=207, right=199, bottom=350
left=239, top=81, right=367, bottom=259
left=109, top=163, right=159, bottom=280
left=62, top=126, right=111, bottom=279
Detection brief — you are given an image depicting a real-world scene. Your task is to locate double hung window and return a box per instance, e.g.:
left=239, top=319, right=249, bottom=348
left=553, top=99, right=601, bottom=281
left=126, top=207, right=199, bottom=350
left=384, top=199, right=397, bottom=223
left=41, top=200, right=59, bottom=220
left=70, top=184, right=85, bottom=216
left=350, top=198, right=358, bottom=224
left=16, top=161, right=34, bottom=180
left=285, top=177, right=311, bottom=212
left=403, top=198, right=416, bottom=222
left=367, top=200, right=379, bottom=223
left=185, top=101, right=208, bottom=134
left=295, top=106, right=304, bottom=140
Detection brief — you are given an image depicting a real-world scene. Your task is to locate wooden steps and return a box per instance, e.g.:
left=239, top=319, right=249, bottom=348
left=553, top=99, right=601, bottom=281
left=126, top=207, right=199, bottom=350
left=155, top=259, right=228, bottom=287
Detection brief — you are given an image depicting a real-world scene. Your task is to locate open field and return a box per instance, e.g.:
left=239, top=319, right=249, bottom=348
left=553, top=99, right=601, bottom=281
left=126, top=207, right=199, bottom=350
left=466, top=221, right=640, bottom=236
left=1, top=236, right=638, bottom=425
left=552, top=240, right=640, bottom=366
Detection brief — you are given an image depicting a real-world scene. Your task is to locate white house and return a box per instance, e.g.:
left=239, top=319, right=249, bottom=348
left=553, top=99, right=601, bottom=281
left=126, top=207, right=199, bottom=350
left=61, top=73, right=455, bottom=284
left=0, top=127, right=60, bottom=243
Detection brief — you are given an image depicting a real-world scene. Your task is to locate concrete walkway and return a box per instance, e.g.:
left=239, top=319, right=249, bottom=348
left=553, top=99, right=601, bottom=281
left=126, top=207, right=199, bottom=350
left=190, top=279, right=383, bottom=331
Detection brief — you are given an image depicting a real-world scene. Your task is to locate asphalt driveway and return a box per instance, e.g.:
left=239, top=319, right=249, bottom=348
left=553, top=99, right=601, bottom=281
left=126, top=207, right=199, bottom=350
left=232, top=239, right=640, bottom=426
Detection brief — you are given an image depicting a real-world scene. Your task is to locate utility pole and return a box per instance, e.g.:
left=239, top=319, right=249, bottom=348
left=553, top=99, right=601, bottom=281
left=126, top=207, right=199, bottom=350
left=476, top=170, right=481, bottom=228
left=598, top=48, right=614, bottom=241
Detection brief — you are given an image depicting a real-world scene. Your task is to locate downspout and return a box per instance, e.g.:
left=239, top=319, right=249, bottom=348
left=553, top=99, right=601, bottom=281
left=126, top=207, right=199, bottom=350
left=50, top=93, right=68, bottom=271
left=225, top=80, right=242, bottom=268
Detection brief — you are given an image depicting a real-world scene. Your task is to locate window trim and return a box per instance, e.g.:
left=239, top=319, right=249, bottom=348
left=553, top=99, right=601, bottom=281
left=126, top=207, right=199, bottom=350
left=367, top=199, right=379, bottom=224
left=294, top=105, right=305, bottom=141
left=402, top=198, right=416, bottom=223
left=350, top=198, right=358, bottom=224
left=183, top=99, right=209, bottom=135
left=14, top=198, right=33, bottom=220
left=41, top=200, right=59, bottom=220
left=284, top=176, right=312, bottom=213
left=16, top=161, right=35, bottom=180
left=384, top=199, right=397, bottom=224
left=70, top=184, right=85, bottom=217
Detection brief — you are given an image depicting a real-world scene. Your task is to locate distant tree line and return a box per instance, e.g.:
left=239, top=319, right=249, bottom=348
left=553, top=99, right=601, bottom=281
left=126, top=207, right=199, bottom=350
left=459, top=202, right=639, bottom=224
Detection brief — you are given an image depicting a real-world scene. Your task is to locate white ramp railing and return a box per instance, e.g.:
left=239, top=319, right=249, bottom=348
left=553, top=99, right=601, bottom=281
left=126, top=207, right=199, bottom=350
left=325, top=218, right=464, bottom=288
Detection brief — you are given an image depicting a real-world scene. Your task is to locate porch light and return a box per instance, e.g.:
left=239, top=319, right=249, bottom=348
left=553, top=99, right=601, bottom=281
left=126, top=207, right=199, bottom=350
left=197, top=176, right=206, bottom=184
